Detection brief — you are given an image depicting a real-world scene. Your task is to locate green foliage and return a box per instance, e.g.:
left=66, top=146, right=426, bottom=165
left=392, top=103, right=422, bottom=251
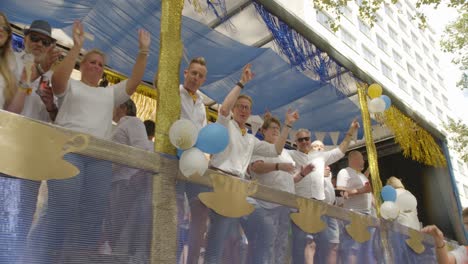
left=440, top=7, right=468, bottom=89
left=445, top=118, right=468, bottom=163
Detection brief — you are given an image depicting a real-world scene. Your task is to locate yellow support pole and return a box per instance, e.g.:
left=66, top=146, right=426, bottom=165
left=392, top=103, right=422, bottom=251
left=356, top=82, right=383, bottom=215
left=151, top=0, right=184, bottom=263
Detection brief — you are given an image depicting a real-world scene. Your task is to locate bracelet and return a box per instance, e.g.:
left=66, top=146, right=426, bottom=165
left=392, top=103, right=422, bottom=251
left=436, top=241, right=445, bottom=249
left=300, top=171, right=305, bottom=177
left=275, top=163, right=279, bottom=171
left=139, top=50, right=149, bottom=55
left=285, top=124, right=292, bottom=129
left=236, top=81, right=244, bottom=89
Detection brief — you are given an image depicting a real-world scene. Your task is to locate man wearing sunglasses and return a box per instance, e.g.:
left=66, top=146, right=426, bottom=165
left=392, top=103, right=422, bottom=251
left=10, top=19, right=60, bottom=262
left=289, top=119, right=360, bottom=264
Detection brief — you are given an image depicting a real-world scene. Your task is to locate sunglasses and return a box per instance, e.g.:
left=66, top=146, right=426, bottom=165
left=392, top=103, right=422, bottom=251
left=29, top=34, right=54, bottom=47
left=297, top=137, right=310, bottom=143
left=0, top=25, right=11, bottom=34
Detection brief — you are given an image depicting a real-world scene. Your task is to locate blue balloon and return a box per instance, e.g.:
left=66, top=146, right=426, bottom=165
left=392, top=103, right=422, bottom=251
left=381, top=95, right=391, bottom=110
left=196, top=123, right=229, bottom=154
left=177, top=148, right=184, bottom=159
left=381, top=185, right=397, bottom=202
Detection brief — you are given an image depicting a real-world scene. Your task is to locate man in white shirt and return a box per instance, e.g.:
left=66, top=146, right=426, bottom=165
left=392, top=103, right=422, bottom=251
left=289, top=121, right=358, bottom=264
left=3, top=20, right=60, bottom=262
left=336, top=150, right=373, bottom=264
left=204, top=64, right=299, bottom=264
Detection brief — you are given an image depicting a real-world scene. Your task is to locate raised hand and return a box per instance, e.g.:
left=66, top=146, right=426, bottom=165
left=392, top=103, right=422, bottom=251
left=138, top=29, right=151, bottom=51
left=72, top=20, right=85, bottom=47
left=240, top=64, right=254, bottom=85
left=349, top=118, right=360, bottom=131
left=301, top=163, right=315, bottom=176
left=285, top=108, right=299, bottom=125
left=40, top=45, right=61, bottom=72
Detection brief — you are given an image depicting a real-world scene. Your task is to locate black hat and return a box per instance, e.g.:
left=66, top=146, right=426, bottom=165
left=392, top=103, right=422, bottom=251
left=24, top=20, right=55, bottom=39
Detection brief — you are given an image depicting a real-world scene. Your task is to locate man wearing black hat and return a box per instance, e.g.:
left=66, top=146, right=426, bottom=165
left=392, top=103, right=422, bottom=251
left=11, top=19, right=60, bottom=262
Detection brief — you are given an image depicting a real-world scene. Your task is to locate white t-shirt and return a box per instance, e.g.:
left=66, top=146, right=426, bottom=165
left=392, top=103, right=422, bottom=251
left=0, top=52, right=16, bottom=109
left=337, top=167, right=372, bottom=214
left=111, top=116, right=152, bottom=182
left=323, top=175, right=335, bottom=205
left=395, top=188, right=420, bottom=230
left=290, top=148, right=344, bottom=200
left=55, top=79, right=129, bottom=139
left=249, top=150, right=296, bottom=209
left=209, top=113, right=278, bottom=178
left=180, top=85, right=207, bottom=131
left=451, top=245, right=468, bottom=264
left=14, top=51, right=54, bottom=122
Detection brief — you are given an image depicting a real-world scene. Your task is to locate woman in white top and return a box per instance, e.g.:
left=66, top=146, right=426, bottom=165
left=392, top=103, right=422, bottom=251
left=386, top=176, right=420, bottom=230
left=247, top=116, right=313, bottom=264
left=27, top=21, right=151, bottom=263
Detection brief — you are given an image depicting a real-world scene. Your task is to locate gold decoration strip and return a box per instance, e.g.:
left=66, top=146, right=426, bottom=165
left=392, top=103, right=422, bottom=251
left=356, top=82, right=383, bottom=214
left=0, top=111, right=89, bottom=181
left=383, top=106, right=446, bottom=168
left=405, top=228, right=426, bottom=254
left=151, top=0, right=184, bottom=263
left=131, top=93, right=157, bottom=122
left=345, top=212, right=372, bottom=243
left=199, top=173, right=258, bottom=218
left=290, top=197, right=327, bottom=233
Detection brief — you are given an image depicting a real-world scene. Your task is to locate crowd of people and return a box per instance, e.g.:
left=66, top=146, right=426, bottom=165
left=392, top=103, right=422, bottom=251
left=0, top=13, right=466, bottom=264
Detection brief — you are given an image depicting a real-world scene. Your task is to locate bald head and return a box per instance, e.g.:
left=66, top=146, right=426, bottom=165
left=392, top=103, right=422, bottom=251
left=348, top=150, right=364, bottom=170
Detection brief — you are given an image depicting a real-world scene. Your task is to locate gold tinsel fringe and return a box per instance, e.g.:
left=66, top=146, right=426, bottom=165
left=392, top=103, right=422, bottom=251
left=383, top=106, right=447, bottom=168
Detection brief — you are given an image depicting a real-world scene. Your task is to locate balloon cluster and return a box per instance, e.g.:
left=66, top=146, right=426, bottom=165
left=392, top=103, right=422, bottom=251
left=367, top=84, right=391, bottom=114
left=380, top=185, right=417, bottom=220
left=169, top=120, right=229, bottom=178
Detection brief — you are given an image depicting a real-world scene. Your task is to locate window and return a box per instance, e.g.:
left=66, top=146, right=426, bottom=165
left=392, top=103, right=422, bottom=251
left=422, top=44, right=429, bottom=56
left=411, top=32, right=419, bottom=46
left=415, top=53, right=424, bottom=69
left=425, top=98, right=434, bottom=114
left=381, top=61, right=393, bottom=80
left=407, top=63, right=416, bottom=77
left=442, top=95, right=449, bottom=108
left=359, top=19, right=372, bottom=38
left=342, top=29, right=357, bottom=50
left=341, top=6, right=353, bottom=21
left=402, top=40, right=412, bottom=56
left=384, top=5, right=394, bottom=19
left=393, top=50, right=403, bottom=66
left=376, top=14, right=385, bottom=30
left=317, top=11, right=332, bottom=30
left=458, top=161, right=466, bottom=176
left=433, top=55, right=440, bottom=66
left=406, top=10, right=413, bottom=20
left=362, top=45, right=376, bottom=65
left=431, top=85, right=440, bottom=100
left=395, top=1, right=403, bottom=11
left=436, top=107, right=444, bottom=121
left=412, top=87, right=421, bottom=103
left=438, top=75, right=445, bottom=86
left=420, top=75, right=428, bottom=90
left=427, top=65, right=434, bottom=78
left=398, top=18, right=408, bottom=34
left=429, top=35, right=436, bottom=47
left=397, top=75, right=407, bottom=92
left=376, top=35, right=388, bottom=53
left=388, top=26, right=399, bottom=42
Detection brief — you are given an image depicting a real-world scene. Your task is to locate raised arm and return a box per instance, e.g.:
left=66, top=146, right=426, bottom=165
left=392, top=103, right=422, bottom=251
left=421, top=225, right=455, bottom=264
left=250, top=160, right=295, bottom=175
left=126, top=29, right=151, bottom=96
left=52, top=21, right=84, bottom=95
left=219, top=64, right=254, bottom=117
left=339, top=118, right=360, bottom=153
left=274, top=109, right=299, bottom=154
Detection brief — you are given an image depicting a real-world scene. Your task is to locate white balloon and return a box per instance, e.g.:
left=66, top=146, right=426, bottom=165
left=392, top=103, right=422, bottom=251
left=369, top=97, right=386, bottom=113
left=169, top=119, right=198, bottom=150
left=395, top=191, right=417, bottom=213
left=179, top=148, right=208, bottom=177
left=380, top=201, right=400, bottom=220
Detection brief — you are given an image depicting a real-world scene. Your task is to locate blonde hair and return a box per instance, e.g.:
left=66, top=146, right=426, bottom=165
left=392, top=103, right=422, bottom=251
left=0, top=12, right=16, bottom=107
left=386, top=176, right=405, bottom=189
left=81, top=48, right=107, bottom=65
left=189, top=56, right=206, bottom=67
left=237, top=94, right=253, bottom=106
left=261, top=116, right=281, bottom=132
